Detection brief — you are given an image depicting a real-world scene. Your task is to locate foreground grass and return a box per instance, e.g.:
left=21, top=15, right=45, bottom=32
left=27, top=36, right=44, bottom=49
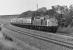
left=0, top=43, right=17, bottom=50
left=0, top=32, right=40, bottom=50
left=0, top=32, right=23, bottom=50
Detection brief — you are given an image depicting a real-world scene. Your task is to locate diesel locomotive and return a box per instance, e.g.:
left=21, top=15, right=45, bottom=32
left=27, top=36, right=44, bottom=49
left=10, top=15, right=58, bottom=33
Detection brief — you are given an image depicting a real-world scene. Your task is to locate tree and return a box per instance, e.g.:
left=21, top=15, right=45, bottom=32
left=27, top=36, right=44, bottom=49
left=46, top=9, right=56, bottom=16
left=52, top=5, right=70, bottom=14
left=20, top=11, right=35, bottom=17
left=37, top=7, right=47, bottom=12
left=69, top=4, right=73, bottom=11
left=52, top=5, right=72, bottom=27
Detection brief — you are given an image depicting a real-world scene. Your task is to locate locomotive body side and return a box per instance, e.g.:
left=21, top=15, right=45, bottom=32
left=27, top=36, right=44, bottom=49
left=22, top=17, right=32, bottom=25
left=10, top=16, right=58, bottom=27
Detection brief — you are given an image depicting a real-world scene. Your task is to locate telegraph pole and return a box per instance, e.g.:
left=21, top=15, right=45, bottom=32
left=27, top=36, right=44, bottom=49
left=36, top=0, right=38, bottom=10
left=34, top=0, right=38, bottom=17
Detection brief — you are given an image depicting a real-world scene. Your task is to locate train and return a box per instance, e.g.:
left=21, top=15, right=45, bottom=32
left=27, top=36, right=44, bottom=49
left=10, top=15, right=59, bottom=33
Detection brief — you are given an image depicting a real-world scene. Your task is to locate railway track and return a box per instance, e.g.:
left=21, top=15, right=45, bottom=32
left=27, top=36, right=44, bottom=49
left=2, top=23, right=73, bottom=50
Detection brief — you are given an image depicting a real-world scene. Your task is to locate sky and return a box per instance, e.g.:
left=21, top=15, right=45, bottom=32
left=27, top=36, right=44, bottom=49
left=0, top=0, right=73, bottom=15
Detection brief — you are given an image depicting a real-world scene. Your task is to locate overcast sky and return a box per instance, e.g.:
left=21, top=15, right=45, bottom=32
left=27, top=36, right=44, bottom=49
left=0, top=0, right=73, bottom=15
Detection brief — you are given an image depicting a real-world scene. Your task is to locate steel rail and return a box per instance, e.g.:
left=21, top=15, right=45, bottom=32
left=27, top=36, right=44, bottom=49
left=3, top=24, right=73, bottom=49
